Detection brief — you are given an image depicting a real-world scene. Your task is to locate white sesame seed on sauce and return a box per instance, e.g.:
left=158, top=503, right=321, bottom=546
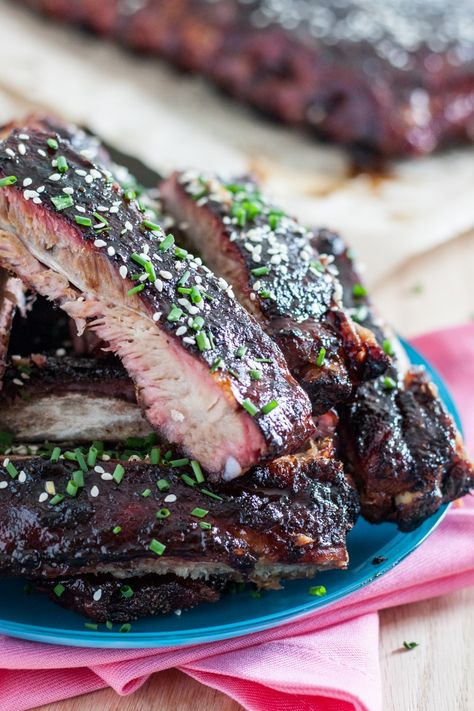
left=49, top=173, right=61, bottom=181
left=18, top=471, right=27, bottom=483
left=101, top=473, right=113, bottom=481
left=55, top=348, right=66, bottom=357
left=0, top=481, right=8, bottom=490
left=38, top=491, right=48, bottom=502
left=164, top=494, right=177, bottom=503
left=22, top=178, right=32, bottom=187
left=109, top=206, right=119, bottom=214
left=154, top=279, right=163, bottom=293
left=32, top=197, right=42, bottom=204
left=102, top=454, right=111, bottom=461
left=85, top=175, right=94, bottom=184
left=96, top=205, right=108, bottom=212
left=94, top=465, right=105, bottom=474
left=75, top=169, right=87, bottom=177
left=62, top=186, right=74, bottom=195
left=37, top=185, right=45, bottom=193
left=18, top=133, right=29, bottom=140
left=93, top=589, right=103, bottom=602
left=5, top=148, right=15, bottom=158
left=12, top=378, right=24, bottom=386
left=18, top=143, right=26, bottom=155
left=107, top=246, right=116, bottom=257
left=23, top=190, right=40, bottom=201
left=176, top=325, right=187, bottom=336
left=2, top=458, right=9, bottom=467
left=124, top=221, right=133, bottom=231
left=90, top=485, right=99, bottom=498
left=90, top=169, right=102, bottom=180
left=152, top=311, right=162, bottom=321
left=94, top=239, right=107, bottom=248
left=75, top=204, right=86, bottom=213
left=119, top=265, right=128, bottom=279
left=183, top=336, right=196, bottom=345
left=37, top=148, right=47, bottom=157
left=159, top=270, right=172, bottom=280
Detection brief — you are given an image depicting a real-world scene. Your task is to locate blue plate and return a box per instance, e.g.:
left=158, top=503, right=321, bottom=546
left=0, top=340, right=458, bottom=648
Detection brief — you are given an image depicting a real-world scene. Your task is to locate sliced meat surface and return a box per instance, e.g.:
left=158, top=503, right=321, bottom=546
left=35, top=573, right=226, bottom=622
left=0, top=119, right=314, bottom=479
left=161, top=172, right=389, bottom=414
left=0, top=268, right=25, bottom=384
left=0, top=450, right=358, bottom=585
left=0, top=355, right=151, bottom=442
left=313, top=228, right=474, bottom=530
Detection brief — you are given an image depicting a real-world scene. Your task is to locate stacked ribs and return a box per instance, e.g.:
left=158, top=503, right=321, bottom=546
left=16, top=0, right=474, bottom=158
left=0, top=116, right=471, bottom=623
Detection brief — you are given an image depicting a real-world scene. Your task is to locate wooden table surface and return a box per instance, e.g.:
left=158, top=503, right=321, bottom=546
left=34, top=227, right=474, bottom=711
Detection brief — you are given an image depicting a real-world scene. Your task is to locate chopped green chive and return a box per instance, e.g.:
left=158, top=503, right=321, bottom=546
left=174, top=246, right=188, bottom=260
left=310, top=259, right=324, bottom=273
left=106, top=620, right=113, bottom=630
left=75, top=448, right=87, bottom=472
left=403, top=641, right=419, bottom=650
left=199, top=521, right=212, bottom=530
left=242, top=399, right=259, bottom=416
left=113, top=463, right=125, bottom=484
left=383, top=339, right=394, bottom=357
left=228, top=368, right=240, bottom=381
left=316, top=347, right=326, bottom=367
left=73, top=470, right=84, bottom=488
left=156, top=507, right=171, bottom=519
left=84, top=622, right=98, bottom=631
left=191, top=460, right=205, bottom=483
left=6, top=461, right=18, bottom=479
left=196, top=332, right=211, bottom=351
left=200, top=488, right=223, bottom=501
left=191, top=507, right=208, bottom=519
left=308, top=585, right=327, bottom=597
left=170, top=458, right=189, bottom=468
left=149, top=538, right=166, bottom=556
left=167, top=304, right=184, bottom=322
left=210, top=357, right=222, bottom=373
left=159, top=234, right=175, bottom=252
left=120, top=585, right=134, bottom=599
left=87, top=446, right=98, bottom=468
left=178, top=270, right=191, bottom=286
left=131, top=252, right=149, bottom=268
left=66, top=480, right=79, bottom=497
left=119, top=623, right=132, bottom=633
left=250, top=589, right=261, bottom=599
left=261, top=399, right=279, bottom=415
left=353, top=283, right=368, bottom=298
left=251, top=266, right=270, bottom=277
left=249, top=369, right=262, bottom=381
left=51, top=194, right=73, bottom=211
left=142, top=219, right=161, bottom=232
left=63, top=450, right=77, bottom=462
left=232, top=205, right=247, bottom=227
left=268, top=211, right=284, bottom=230
left=157, top=479, right=169, bottom=491
left=235, top=345, right=247, bottom=358
left=50, top=494, right=65, bottom=506
left=56, top=155, right=69, bottom=173
left=47, top=137, right=58, bottom=150
left=145, top=261, right=156, bottom=282
left=141, top=488, right=152, bottom=498
left=177, top=286, right=191, bottom=295
left=50, top=446, right=61, bottom=463
left=181, top=474, right=196, bottom=487
left=191, top=316, right=205, bottom=332
left=74, top=215, right=92, bottom=227
left=383, top=376, right=397, bottom=391
left=150, top=447, right=161, bottom=465
left=92, top=212, right=109, bottom=228
left=254, top=357, right=272, bottom=363
left=190, top=286, right=202, bottom=303
left=53, top=583, right=65, bottom=598
left=0, top=175, right=17, bottom=187
left=127, top=284, right=145, bottom=296
left=351, top=305, right=369, bottom=323
left=112, top=525, right=122, bottom=534
left=259, top=289, right=273, bottom=300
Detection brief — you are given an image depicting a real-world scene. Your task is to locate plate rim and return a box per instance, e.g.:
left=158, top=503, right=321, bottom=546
left=0, top=339, right=458, bottom=647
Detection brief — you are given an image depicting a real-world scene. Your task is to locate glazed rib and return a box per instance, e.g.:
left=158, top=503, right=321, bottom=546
left=0, top=451, right=359, bottom=584
left=0, top=119, right=314, bottom=479
left=16, top=0, right=474, bottom=158
left=313, top=229, right=474, bottom=530
left=161, top=171, right=389, bottom=414
left=0, top=355, right=151, bottom=443
left=35, top=574, right=227, bottom=622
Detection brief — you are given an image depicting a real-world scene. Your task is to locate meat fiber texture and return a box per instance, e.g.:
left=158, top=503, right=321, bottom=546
left=0, top=120, right=315, bottom=480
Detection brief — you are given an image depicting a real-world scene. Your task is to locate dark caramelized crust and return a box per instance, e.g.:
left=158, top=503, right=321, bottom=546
left=35, top=573, right=227, bottom=622
left=0, top=119, right=315, bottom=478
left=0, top=453, right=358, bottom=584
left=161, top=172, right=388, bottom=414
left=16, top=0, right=474, bottom=158
left=313, top=229, right=474, bottom=530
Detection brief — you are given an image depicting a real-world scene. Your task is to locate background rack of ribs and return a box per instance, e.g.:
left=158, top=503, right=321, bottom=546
left=0, top=116, right=472, bottom=624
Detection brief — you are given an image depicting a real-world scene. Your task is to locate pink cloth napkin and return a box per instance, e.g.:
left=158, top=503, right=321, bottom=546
left=1, top=323, right=473, bottom=711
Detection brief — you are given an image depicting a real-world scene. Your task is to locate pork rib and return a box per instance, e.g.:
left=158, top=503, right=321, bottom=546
left=0, top=119, right=314, bottom=479
left=0, top=451, right=359, bottom=585
left=0, top=354, right=151, bottom=443
left=313, top=229, right=474, bottom=530
left=161, top=171, right=389, bottom=414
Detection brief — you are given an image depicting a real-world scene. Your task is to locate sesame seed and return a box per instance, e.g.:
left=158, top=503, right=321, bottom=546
left=94, top=239, right=107, bottom=248
left=125, top=221, right=133, bottom=231
left=38, top=491, right=48, bottom=502
left=90, top=486, right=99, bottom=498
left=62, top=186, right=74, bottom=195
left=37, top=149, right=47, bottom=157
left=152, top=312, right=162, bottom=321
left=22, top=178, right=32, bottom=187
left=159, top=270, right=173, bottom=280
left=96, top=205, right=108, bottom=212
left=5, top=148, right=15, bottom=158
left=119, top=265, right=128, bottom=279
left=32, top=197, right=42, bottom=204
left=18, top=143, right=26, bottom=155
left=109, top=206, right=119, bottom=214
left=176, top=326, right=187, bottom=336
left=75, top=205, right=86, bottom=213
left=93, top=589, right=103, bottom=601
left=75, top=169, right=87, bottom=177
left=12, top=378, right=24, bottom=386
left=85, top=175, right=93, bottom=184
left=55, top=348, right=66, bottom=357
left=154, top=279, right=163, bottom=292
left=164, top=494, right=177, bottom=503
left=18, top=471, right=27, bottom=483
left=36, top=185, right=45, bottom=193
left=101, top=473, right=113, bottom=481
left=49, top=173, right=61, bottom=181
left=94, top=465, right=105, bottom=474
left=107, top=246, right=116, bottom=256
left=183, top=336, right=196, bottom=345
left=0, top=481, right=8, bottom=490
left=18, top=133, right=29, bottom=140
